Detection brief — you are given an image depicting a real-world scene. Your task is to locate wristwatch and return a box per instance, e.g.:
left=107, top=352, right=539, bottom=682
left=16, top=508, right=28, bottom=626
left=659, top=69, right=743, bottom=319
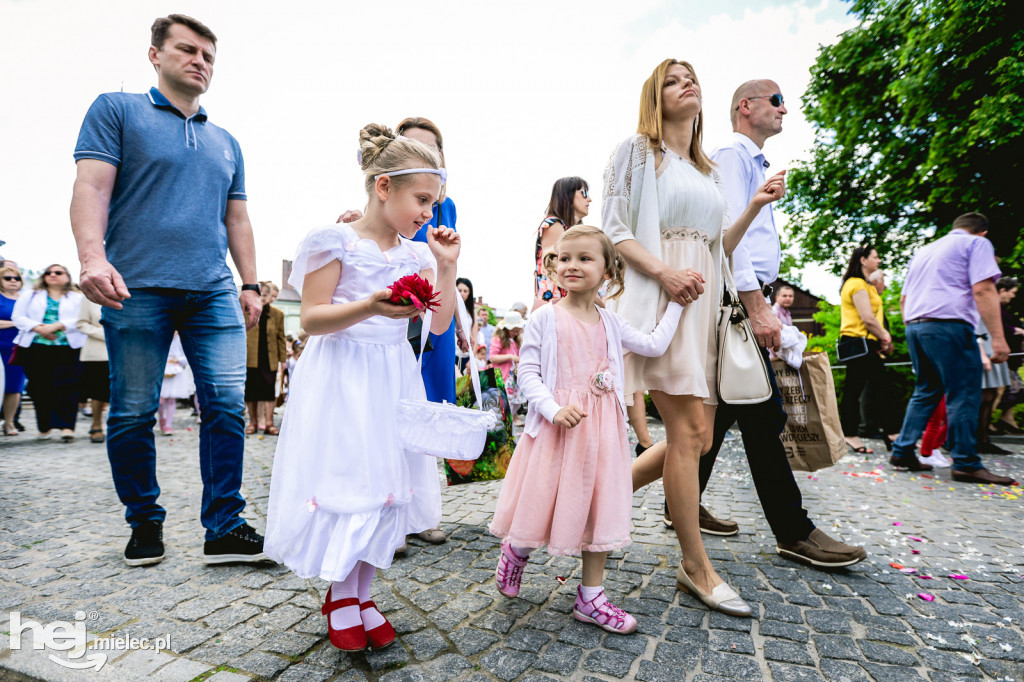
left=241, top=283, right=261, bottom=293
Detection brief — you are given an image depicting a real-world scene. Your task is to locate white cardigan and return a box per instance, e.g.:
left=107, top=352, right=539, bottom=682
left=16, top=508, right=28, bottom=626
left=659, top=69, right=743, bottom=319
left=12, top=289, right=86, bottom=349
left=76, top=297, right=108, bottom=362
left=601, top=134, right=726, bottom=333
left=517, top=301, right=683, bottom=438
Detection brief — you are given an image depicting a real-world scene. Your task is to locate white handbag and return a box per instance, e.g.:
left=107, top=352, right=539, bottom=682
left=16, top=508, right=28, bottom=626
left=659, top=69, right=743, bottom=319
left=717, top=260, right=773, bottom=405
left=397, top=307, right=498, bottom=460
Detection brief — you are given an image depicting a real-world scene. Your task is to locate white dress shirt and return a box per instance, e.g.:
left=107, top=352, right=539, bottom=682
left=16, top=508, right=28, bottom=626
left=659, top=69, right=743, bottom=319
left=711, top=132, right=781, bottom=293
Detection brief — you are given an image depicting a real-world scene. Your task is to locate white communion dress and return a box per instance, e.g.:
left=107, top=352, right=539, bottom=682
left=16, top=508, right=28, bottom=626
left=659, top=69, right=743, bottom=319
left=263, top=224, right=442, bottom=582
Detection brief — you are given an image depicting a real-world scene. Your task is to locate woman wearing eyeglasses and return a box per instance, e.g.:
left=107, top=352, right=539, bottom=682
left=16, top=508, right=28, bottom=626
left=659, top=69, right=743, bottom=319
left=601, top=59, right=786, bottom=617
left=0, top=265, right=27, bottom=435
left=533, top=177, right=592, bottom=311
left=11, top=264, right=85, bottom=441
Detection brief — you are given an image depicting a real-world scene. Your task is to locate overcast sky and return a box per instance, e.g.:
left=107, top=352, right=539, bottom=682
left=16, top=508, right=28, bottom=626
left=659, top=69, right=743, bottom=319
left=0, top=0, right=856, bottom=305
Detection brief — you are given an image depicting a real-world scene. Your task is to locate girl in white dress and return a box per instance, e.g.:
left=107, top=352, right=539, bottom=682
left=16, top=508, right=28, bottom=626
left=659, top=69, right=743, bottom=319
left=158, top=332, right=194, bottom=435
left=264, top=124, right=460, bottom=652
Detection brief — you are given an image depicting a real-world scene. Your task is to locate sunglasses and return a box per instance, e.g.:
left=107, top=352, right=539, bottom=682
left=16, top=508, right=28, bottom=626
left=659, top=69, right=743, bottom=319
left=580, top=188, right=590, bottom=199
left=44, top=270, right=67, bottom=276
left=736, top=93, right=785, bottom=109
left=3, top=276, right=22, bottom=282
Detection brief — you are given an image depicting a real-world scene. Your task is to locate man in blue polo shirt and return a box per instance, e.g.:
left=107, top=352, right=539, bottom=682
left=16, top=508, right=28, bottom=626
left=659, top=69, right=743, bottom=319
left=70, top=14, right=267, bottom=567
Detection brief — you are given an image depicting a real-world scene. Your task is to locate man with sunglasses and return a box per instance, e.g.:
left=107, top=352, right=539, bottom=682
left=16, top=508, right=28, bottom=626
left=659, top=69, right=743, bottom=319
left=69, top=15, right=266, bottom=568
left=689, top=80, right=867, bottom=567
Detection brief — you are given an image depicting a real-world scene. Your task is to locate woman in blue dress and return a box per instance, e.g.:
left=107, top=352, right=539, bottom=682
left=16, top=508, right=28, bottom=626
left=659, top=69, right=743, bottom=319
left=1, top=265, right=27, bottom=435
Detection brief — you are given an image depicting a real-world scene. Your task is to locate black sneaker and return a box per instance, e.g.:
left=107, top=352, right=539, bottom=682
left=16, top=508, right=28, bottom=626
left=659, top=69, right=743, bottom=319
left=203, top=523, right=270, bottom=564
left=125, top=521, right=165, bottom=567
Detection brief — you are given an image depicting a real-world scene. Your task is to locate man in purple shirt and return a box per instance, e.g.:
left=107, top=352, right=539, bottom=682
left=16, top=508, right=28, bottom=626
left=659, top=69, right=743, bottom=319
left=891, top=212, right=1016, bottom=485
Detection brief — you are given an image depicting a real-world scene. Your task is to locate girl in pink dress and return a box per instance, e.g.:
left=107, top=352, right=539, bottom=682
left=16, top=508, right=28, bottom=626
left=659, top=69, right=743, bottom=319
left=489, top=225, right=682, bottom=634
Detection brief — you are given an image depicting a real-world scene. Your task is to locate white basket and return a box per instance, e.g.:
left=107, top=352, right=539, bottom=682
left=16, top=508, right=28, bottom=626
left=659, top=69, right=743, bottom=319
left=397, top=399, right=498, bottom=460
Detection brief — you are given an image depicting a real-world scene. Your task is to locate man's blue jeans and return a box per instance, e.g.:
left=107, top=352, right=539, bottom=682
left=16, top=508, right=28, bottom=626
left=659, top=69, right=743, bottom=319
left=103, top=289, right=248, bottom=540
left=893, top=320, right=983, bottom=471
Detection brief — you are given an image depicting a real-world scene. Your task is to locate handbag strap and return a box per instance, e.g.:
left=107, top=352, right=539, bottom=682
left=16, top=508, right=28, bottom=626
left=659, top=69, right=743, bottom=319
left=417, top=309, right=485, bottom=410
left=720, top=252, right=742, bottom=311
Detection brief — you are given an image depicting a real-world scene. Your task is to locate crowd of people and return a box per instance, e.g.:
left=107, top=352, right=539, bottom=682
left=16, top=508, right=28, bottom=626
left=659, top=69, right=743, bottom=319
left=2, top=12, right=1020, bottom=655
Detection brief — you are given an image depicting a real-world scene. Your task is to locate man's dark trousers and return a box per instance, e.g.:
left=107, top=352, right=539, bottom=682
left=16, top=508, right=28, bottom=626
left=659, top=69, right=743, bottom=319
left=699, top=347, right=815, bottom=544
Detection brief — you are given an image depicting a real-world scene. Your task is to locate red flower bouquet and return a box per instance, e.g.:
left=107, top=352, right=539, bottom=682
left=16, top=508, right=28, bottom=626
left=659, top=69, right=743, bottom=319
left=387, top=273, right=441, bottom=312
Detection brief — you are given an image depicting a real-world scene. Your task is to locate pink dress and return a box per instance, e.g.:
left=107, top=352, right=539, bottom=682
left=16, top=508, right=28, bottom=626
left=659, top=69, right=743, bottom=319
left=489, top=305, right=632, bottom=555
left=489, top=336, right=518, bottom=383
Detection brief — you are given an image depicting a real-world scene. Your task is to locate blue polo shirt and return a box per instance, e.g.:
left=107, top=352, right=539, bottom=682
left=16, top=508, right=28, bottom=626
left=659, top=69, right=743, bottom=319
left=74, top=88, right=246, bottom=291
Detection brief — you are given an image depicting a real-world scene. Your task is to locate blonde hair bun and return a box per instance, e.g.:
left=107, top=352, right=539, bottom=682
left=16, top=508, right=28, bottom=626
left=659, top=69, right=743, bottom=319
left=357, top=122, right=443, bottom=195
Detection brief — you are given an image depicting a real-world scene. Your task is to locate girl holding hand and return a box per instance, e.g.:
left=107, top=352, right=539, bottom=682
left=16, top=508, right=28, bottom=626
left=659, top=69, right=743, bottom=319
left=489, top=225, right=682, bottom=634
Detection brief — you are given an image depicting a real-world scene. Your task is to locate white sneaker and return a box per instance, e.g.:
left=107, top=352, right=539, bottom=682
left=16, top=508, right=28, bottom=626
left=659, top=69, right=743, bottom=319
left=918, top=452, right=952, bottom=468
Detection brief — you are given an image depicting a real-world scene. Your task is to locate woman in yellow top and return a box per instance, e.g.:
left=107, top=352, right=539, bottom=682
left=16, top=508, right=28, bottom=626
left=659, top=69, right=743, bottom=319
left=838, top=245, right=893, bottom=453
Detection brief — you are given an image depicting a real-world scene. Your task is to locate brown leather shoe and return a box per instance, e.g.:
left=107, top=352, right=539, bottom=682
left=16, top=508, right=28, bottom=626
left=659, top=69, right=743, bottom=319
left=777, top=528, right=867, bottom=568
left=951, top=468, right=1017, bottom=486
left=699, top=505, right=739, bottom=536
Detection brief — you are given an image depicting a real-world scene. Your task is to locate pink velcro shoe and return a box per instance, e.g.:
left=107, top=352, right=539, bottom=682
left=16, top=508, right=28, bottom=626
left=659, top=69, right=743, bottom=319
left=495, top=542, right=528, bottom=598
left=573, top=587, right=637, bottom=634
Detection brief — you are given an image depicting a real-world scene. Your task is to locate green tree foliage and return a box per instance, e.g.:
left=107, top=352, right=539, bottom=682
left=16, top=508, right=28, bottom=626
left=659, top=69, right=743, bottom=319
left=782, top=0, right=1024, bottom=274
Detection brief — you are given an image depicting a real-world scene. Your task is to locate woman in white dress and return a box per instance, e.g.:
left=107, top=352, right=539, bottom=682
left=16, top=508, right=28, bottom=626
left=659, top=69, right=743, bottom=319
left=264, top=124, right=460, bottom=651
left=602, top=59, right=785, bottom=616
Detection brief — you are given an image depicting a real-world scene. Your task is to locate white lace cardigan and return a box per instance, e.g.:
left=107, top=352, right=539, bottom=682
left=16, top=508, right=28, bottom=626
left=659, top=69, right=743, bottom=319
left=601, top=134, right=728, bottom=333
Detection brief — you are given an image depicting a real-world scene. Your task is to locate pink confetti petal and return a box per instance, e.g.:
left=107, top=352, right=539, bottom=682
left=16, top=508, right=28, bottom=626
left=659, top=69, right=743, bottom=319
left=893, top=521, right=903, bottom=526
left=918, top=593, right=935, bottom=601
left=900, top=568, right=917, bottom=574
left=908, top=536, right=924, bottom=542
left=917, top=575, right=934, bottom=580
left=911, top=549, right=921, bottom=554
left=948, top=574, right=969, bottom=580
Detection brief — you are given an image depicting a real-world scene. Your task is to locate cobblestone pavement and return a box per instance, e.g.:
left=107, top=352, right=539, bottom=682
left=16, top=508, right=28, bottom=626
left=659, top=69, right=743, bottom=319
left=2, top=404, right=1024, bottom=681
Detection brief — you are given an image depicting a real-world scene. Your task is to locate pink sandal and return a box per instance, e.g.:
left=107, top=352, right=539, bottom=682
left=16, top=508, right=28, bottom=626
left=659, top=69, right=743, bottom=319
left=495, top=542, right=528, bottom=598
left=573, top=587, right=637, bottom=634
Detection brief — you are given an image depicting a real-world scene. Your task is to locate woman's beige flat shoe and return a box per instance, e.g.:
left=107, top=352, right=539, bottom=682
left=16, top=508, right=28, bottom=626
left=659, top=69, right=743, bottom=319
left=677, top=563, right=751, bottom=617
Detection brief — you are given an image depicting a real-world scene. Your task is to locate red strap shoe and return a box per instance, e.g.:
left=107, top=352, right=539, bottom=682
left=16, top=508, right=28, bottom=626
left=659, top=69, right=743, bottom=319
left=321, top=595, right=366, bottom=651
left=360, top=600, right=396, bottom=649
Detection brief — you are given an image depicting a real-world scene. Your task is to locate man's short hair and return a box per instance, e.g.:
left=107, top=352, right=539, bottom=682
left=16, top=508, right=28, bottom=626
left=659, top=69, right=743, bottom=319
left=997, top=276, right=1020, bottom=291
left=777, top=284, right=796, bottom=294
left=951, top=211, right=989, bottom=235
left=151, top=14, right=217, bottom=49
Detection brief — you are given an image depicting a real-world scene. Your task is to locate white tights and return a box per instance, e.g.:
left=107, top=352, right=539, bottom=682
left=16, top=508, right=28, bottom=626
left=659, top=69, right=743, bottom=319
left=328, top=561, right=385, bottom=630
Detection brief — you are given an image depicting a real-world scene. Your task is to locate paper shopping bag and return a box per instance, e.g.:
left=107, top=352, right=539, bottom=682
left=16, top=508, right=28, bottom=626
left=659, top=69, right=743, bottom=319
left=444, top=366, right=517, bottom=485
left=771, top=352, right=846, bottom=472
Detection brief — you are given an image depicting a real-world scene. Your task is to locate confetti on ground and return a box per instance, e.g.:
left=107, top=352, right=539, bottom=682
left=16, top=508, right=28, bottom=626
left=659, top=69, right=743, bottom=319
left=917, top=575, right=934, bottom=580
left=911, top=549, right=921, bottom=554
left=900, top=568, right=917, bottom=574
left=918, top=593, right=935, bottom=601
left=893, top=521, right=903, bottom=526
left=948, top=574, right=969, bottom=580
left=961, top=652, right=981, bottom=666
left=909, top=536, right=924, bottom=542
left=890, top=562, right=905, bottom=570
